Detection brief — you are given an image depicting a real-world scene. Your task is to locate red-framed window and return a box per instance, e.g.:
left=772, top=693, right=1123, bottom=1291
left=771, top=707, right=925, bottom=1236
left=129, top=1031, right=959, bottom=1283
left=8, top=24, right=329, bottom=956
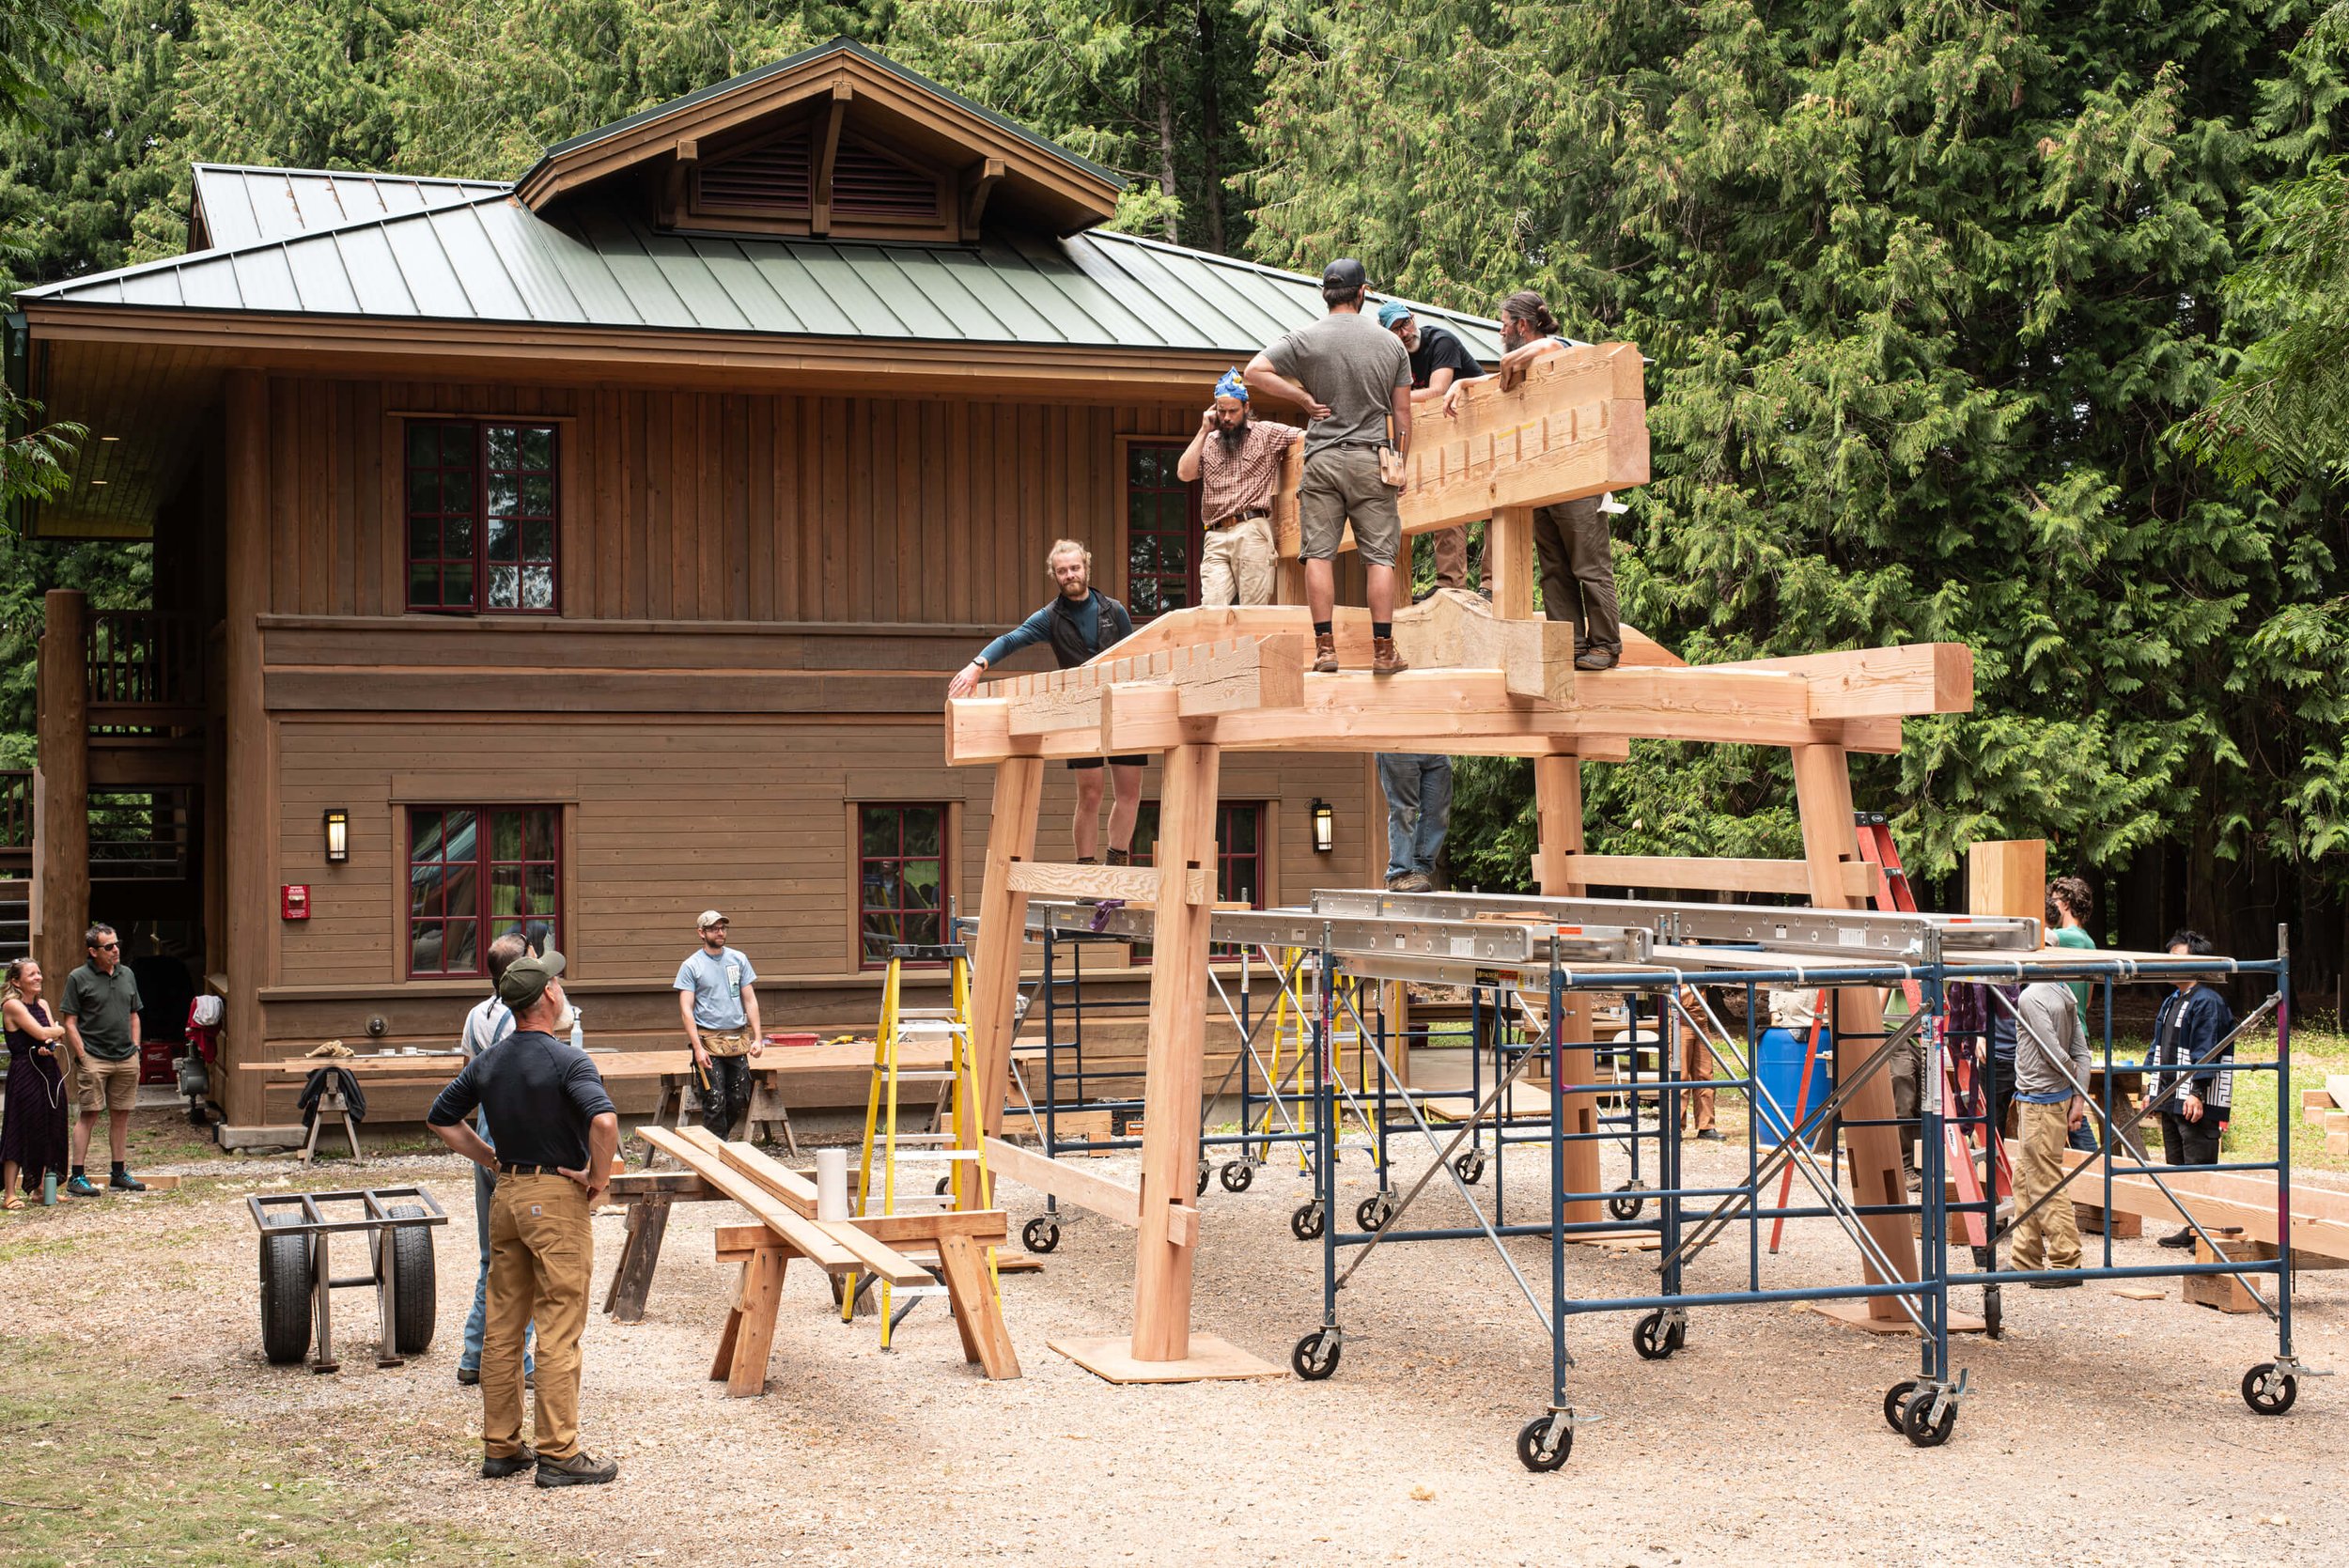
left=1128, top=801, right=1267, bottom=960
left=406, top=421, right=559, bottom=613
left=858, top=803, right=946, bottom=967
left=408, top=807, right=561, bottom=977
left=1125, top=441, right=1201, bottom=620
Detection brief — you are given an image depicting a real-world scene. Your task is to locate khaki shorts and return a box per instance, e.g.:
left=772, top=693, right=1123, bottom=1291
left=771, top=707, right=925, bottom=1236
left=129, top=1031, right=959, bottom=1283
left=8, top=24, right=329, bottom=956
left=75, top=1052, right=140, bottom=1113
left=1298, top=445, right=1402, bottom=567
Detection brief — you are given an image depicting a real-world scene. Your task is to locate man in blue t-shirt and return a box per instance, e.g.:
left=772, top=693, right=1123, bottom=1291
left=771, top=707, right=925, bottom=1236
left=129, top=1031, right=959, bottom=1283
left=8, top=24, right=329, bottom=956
left=675, top=911, right=763, bottom=1137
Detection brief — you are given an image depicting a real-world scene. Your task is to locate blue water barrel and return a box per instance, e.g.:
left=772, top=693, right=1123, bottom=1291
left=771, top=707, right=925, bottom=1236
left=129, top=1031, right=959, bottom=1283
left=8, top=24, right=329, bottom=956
left=1753, top=1026, right=1832, bottom=1144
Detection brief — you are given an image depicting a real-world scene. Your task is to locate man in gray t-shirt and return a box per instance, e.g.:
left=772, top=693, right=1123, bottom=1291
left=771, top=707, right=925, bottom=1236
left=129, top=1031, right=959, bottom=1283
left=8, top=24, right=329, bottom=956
left=674, top=910, right=763, bottom=1137
left=1246, top=257, right=1414, bottom=676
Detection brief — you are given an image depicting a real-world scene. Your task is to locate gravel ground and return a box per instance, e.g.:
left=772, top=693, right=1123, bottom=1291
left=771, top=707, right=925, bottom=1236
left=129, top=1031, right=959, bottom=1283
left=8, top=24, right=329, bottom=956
left=6, top=1128, right=2346, bottom=1568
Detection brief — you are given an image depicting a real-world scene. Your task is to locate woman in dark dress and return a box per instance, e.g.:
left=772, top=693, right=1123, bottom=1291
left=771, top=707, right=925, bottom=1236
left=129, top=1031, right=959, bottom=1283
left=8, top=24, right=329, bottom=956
left=2, top=956, right=70, bottom=1206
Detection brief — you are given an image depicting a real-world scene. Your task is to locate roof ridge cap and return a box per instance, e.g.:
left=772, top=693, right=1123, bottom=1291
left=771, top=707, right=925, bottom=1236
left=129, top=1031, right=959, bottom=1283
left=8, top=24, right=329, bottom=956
left=1081, top=229, right=1503, bottom=331
left=193, top=161, right=511, bottom=189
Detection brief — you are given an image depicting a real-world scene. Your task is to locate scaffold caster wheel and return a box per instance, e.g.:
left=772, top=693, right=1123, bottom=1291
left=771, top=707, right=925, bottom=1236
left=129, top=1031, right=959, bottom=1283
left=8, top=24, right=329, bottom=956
left=1455, top=1148, right=1486, bottom=1185
left=1632, top=1310, right=1685, bottom=1361
left=1291, top=1328, right=1341, bottom=1380
left=1882, top=1380, right=1920, bottom=1432
left=1021, top=1218, right=1060, bottom=1254
left=1355, top=1194, right=1396, bottom=1233
left=935, top=1176, right=952, bottom=1196
left=1516, top=1414, right=1573, bottom=1472
left=1196, top=1160, right=1211, bottom=1197
left=1220, top=1160, right=1254, bottom=1193
left=1609, top=1183, right=1644, bottom=1222
left=2242, top=1363, right=2298, bottom=1416
left=1901, top=1389, right=1957, bottom=1448
left=1290, top=1201, right=1326, bottom=1241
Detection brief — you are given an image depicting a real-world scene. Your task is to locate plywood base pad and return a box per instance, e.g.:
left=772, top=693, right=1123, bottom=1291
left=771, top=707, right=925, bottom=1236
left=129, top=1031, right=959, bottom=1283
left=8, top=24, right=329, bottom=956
left=1050, top=1334, right=1283, bottom=1384
left=1568, top=1229, right=1661, bottom=1252
left=1808, top=1300, right=1988, bottom=1337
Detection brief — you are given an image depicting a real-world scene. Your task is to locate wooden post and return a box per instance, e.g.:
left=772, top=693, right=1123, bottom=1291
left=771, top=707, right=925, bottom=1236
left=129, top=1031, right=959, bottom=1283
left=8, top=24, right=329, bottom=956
left=969, top=755, right=1044, bottom=1142
left=1532, top=752, right=1603, bottom=1223
left=1488, top=506, right=1536, bottom=621
left=1967, top=840, right=2046, bottom=922
left=1129, top=741, right=1221, bottom=1360
left=33, top=589, right=87, bottom=990
left=1790, top=742, right=1918, bottom=1318
left=222, top=370, right=271, bottom=1126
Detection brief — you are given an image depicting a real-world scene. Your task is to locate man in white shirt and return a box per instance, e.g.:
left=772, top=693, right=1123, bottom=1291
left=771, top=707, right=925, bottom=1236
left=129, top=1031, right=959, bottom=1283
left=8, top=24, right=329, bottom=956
left=458, top=932, right=534, bottom=1387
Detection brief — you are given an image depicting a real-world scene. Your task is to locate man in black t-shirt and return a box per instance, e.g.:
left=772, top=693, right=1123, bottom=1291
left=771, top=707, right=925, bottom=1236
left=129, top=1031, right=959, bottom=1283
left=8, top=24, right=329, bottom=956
left=429, top=948, right=619, bottom=1488
left=1378, top=302, right=1490, bottom=592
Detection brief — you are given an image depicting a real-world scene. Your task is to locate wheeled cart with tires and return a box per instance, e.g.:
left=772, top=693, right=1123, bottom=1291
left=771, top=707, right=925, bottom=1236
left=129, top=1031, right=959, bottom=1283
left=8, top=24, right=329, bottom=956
left=249, top=1187, right=446, bottom=1373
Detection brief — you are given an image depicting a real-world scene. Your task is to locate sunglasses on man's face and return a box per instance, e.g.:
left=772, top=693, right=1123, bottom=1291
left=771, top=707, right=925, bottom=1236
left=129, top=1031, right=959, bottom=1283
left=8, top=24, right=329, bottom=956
left=94, top=942, right=119, bottom=952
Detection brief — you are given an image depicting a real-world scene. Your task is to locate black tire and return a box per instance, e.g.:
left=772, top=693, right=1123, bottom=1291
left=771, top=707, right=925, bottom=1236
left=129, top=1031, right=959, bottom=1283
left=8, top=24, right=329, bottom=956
left=1290, top=1201, right=1325, bottom=1241
left=258, top=1215, right=311, bottom=1365
left=385, top=1203, right=437, bottom=1356
left=1517, top=1415, right=1573, bottom=1472
left=1220, top=1161, right=1254, bottom=1193
left=1291, top=1329, right=1340, bottom=1380
left=1355, top=1195, right=1394, bottom=1233
left=1632, top=1310, right=1682, bottom=1361
left=1196, top=1161, right=1211, bottom=1198
left=1901, top=1389, right=1957, bottom=1448
left=1609, top=1183, right=1644, bottom=1223
left=1882, top=1380, right=1920, bottom=1432
left=1455, top=1148, right=1486, bottom=1186
left=2242, top=1363, right=2298, bottom=1416
left=1021, top=1217, right=1060, bottom=1254
left=935, top=1176, right=953, bottom=1197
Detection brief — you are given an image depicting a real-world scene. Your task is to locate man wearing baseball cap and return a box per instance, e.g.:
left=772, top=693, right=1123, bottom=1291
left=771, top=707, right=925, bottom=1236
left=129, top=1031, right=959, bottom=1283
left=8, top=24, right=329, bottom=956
left=428, top=947, right=620, bottom=1488
left=674, top=910, right=763, bottom=1138
left=1244, top=257, right=1415, bottom=675
left=1377, top=300, right=1490, bottom=594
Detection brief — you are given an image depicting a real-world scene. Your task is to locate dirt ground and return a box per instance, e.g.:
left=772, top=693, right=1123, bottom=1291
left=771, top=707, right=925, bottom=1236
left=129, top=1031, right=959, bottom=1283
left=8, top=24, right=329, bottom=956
left=4, top=1112, right=2346, bottom=1568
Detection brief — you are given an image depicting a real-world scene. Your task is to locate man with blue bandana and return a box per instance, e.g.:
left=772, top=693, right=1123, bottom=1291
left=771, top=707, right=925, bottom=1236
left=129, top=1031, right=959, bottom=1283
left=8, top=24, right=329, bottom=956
left=1176, top=368, right=1302, bottom=606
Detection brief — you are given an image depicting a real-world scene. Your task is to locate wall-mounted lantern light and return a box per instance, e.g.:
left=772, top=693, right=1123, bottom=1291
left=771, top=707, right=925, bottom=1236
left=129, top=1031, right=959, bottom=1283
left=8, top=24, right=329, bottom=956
left=1311, top=799, right=1334, bottom=854
left=323, top=808, right=350, bottom=864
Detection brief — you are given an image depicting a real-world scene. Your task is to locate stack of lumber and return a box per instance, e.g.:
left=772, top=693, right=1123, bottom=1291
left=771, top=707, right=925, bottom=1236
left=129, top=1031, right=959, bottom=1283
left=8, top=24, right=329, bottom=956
left=2301, top=1075, right=2349, bottom=1157
left=2058, top=1150, right=2349, bottom=1265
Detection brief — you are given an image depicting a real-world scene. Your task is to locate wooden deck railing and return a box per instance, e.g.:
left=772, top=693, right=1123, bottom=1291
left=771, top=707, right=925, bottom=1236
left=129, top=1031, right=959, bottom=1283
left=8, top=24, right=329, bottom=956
left=86, top=610, right=205, bottom=712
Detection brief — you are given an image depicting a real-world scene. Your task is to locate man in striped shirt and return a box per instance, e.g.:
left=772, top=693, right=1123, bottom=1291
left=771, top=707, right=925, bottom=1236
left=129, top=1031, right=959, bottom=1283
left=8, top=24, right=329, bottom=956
left=457, top=931, right=535, bottom=1388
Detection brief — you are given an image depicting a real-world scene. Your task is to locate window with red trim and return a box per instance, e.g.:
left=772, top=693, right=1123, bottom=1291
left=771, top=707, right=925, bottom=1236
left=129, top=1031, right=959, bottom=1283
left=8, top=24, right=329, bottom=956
left=858, top=804, right=947, bottom=967
left=1125, top=441, right=1200, bottom=619
left=408, top=807, right=561, bottom=977
left=406, top=421, right=559, bottom=613
left=1128, top=801, right=1266, bottom=960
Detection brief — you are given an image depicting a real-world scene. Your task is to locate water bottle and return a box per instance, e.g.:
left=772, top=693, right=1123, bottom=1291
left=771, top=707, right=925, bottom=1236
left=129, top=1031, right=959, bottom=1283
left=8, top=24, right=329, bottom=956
left=569, top=1007, right=584, bottom=1052
left=42, top=1172, right=57, bottom=1206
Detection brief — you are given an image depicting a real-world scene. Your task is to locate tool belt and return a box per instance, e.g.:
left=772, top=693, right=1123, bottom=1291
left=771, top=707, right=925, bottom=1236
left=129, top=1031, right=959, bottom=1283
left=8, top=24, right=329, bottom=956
left=1207, top=506, right=1270, bottom=530
left=499, top=1162, right=559, bottom=1176
left=699, top=1030, right=752, bottom=1057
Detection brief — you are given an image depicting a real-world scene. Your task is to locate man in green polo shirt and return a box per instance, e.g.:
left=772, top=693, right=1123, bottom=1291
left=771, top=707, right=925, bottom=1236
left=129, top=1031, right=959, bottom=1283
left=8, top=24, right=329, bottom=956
left=61, top=922, right=145, bottom=1195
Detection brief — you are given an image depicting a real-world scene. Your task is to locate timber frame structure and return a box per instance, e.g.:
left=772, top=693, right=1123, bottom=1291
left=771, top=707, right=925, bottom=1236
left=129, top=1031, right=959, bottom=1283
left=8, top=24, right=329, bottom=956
left=947, top=341, right=1979, bottom=1375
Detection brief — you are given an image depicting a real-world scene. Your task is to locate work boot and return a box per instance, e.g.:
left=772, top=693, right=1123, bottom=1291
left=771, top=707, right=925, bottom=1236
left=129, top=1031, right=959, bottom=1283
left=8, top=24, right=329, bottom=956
left=1312, top=632, right=1339, bottom=675
left=1695, top=1127, right=1724, bottom=1142
left=535, top=1450, right=619, bottom=1488
left=65, top=1174, right=99, bottom=1198
left=109, top=1169, right=145, bottom=1192
left=1574, top=647, right=1619, bottom=672
left=1371, top=637, right=1408, bottom=675
left=2158, top=1226, right=2197, bottom=1250
left=480, top=1445, right=537, bottom=1479
left=1104, top=847, right=1131, bottom=867
left=1393, top=871, right=1435, bottom=893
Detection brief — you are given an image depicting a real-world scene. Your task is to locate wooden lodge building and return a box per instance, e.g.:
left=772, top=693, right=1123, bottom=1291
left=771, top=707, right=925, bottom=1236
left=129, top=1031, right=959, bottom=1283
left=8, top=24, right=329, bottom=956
left=11, top=39, right=1503, bottom=1127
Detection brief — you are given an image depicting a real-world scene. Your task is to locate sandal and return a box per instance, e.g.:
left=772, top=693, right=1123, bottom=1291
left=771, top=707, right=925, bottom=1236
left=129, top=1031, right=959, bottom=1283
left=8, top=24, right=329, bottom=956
left=1, top=1193, right=23, bottom=1211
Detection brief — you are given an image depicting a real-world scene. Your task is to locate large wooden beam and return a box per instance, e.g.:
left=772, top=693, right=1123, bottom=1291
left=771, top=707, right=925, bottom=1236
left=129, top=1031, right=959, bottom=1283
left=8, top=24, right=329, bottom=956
left=985, top=1135, right=1199, bottom=1248
left=33, top=590, right=87, bottom=991
left=809, top=83, right=849, bottom=235
left=1561, top=854, right=1876, bottom=899
left=1129, top=742, right=1221, bottom=1359
left=1790, top=743, right=1918, bottom=1320
left=222, top=370, right=271, bottom=1125
left=970, top=757, right=1043, bottom=1139
left=1003, top=635, right=1305, bottom=737
left=1003, top=859, right=1211, bottom=906
left=1532, top=753, right=1604, bottom=1225
left=1711, top=643, right=1974, bottom=719
left=1968, top=839, right=2046, bottom=922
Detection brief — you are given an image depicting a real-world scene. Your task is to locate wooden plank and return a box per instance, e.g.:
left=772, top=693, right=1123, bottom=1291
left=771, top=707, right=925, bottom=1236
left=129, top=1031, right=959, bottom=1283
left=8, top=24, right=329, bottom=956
left=1487, top=506, right=1535, bottom=621
left=687, top=1127, right=934, bottom=1288
left=1003, top=859, right=1210, bottom=906
left=1003, top=635, right=1305, bottom=737
left=971, top=757, right=1044, bottom=1139
left=1968, top=840, right=2046, bottom=922
left=1561, top=854, right=1875, bottom=899
left=2057, top=1153, right=2349, bottom=1261
left=1712, top=643, right=1974, bottom=719
left=1532, top=753, right=1602, bottom=1225
left=603, top=1194, right=671, bottom=1322
left=723, top=1244, right=788, bottom=1397
left=637, top=1125, right=863, bottom=1272
left=984, top=1135, right=1141, bottom=1229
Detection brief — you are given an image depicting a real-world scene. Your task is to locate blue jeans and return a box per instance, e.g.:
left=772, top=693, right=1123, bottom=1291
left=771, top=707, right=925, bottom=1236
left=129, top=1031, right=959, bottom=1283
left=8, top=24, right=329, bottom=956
left=1377, top=753, right=1453, bottom=881
left=461, top=1158, right=536, bottom=1374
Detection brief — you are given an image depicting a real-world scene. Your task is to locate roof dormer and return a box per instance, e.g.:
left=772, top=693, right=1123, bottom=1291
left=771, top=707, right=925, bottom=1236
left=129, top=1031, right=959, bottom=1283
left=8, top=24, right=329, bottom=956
left=515, top=38, right=1121, bottom=241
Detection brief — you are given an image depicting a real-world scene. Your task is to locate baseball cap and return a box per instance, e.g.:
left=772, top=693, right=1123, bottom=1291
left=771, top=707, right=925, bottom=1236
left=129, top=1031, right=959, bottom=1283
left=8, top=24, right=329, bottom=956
left=696, top=909, right=728, bottom=929
left=1376, top=301, right=1414, bottom=330
left=496, top=947, right=566, bottom=1011
left=1321, top=257, right=1367, bottom=290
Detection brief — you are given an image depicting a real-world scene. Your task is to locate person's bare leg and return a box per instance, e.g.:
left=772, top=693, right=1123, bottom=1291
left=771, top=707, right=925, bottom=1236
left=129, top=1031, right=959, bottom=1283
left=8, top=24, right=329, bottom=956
left=2, top=1159, right=19, bottom=1207
left=70, top=1108, right=92, bottom=1169
left=1305, top=558, right=1336, bottom=623
left=109, top=1109, right=130, bottom=1164
left=1106, top=765, right=1143, bottom=856
left=1072, top=768, right=1105, bottom=861
left=1366, top=563, right=1401, bottom=624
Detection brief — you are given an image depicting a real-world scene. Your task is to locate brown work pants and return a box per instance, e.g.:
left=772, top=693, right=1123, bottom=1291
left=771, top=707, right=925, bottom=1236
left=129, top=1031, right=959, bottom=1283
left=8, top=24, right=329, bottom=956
left=1533, top=496, right=1620, bottom=654
left=1676, top=1029, right=1717, bottom=1133
left=1429, top=523, right=1487, bottom=593
left=483, top=1173, right=594, bottom=1461
left=2008, top=1100, right=2082, bottom=1272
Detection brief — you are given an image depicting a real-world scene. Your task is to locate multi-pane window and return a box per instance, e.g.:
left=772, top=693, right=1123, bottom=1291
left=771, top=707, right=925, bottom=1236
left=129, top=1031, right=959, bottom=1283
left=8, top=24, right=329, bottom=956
left=858, top=804, right=946, bottom=966
left=406, top=421, right=559, bottom=613
left=1125, top=441, right=1199, bottom=619
left=1128, top=801, right=1267, bottom=960
left=409, top=807, right=561, bottom=977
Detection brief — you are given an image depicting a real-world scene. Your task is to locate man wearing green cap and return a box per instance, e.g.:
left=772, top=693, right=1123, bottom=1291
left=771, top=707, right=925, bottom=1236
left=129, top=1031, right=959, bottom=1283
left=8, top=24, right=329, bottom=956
left=428, top=947, right=620, bottom=1488
left=1175, top=368, right=1301, bottom=607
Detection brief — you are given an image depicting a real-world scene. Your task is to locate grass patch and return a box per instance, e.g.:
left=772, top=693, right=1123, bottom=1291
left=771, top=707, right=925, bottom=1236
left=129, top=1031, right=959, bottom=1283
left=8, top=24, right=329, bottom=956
left=2221, top=1022, right=2349, bottom=1175
left=0, top=1335, right=575, bottom=1568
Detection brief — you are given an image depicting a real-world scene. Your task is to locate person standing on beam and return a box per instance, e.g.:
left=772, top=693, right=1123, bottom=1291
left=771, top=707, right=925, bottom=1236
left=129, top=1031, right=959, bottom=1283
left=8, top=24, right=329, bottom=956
left=948, top=540, right=1143, bottom=867
left=1245, top=258, right=1413, bottom=675
left=1175, top=367, right=1301, bottom=608
left=1445, top=290, right=1623, bottom=671
left=1377, top=301, right=1489, bottom=596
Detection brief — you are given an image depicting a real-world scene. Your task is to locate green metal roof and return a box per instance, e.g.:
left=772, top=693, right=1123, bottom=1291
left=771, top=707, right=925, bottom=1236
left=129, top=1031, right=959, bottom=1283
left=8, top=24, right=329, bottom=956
left=20, top=184, right=1505, bottom=361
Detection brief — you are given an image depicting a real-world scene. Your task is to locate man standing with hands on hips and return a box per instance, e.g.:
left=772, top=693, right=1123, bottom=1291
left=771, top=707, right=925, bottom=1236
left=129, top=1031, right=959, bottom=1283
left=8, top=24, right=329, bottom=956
left=428, top=947, right=620, bottom=1487
left=675, top=911, right=763, bottom=1138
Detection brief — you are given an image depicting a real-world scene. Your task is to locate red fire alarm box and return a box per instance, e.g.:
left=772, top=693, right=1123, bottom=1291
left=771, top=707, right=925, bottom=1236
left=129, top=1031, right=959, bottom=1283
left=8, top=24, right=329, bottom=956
left=281, top=884, right=310, bottom=921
